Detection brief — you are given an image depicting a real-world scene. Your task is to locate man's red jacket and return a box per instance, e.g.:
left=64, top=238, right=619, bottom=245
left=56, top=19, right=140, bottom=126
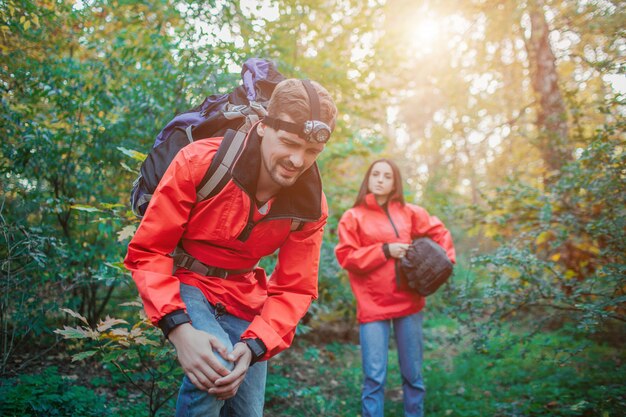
left=335, top=194, right=455, bottom=323
left=124, top=131, right=327, bottom=360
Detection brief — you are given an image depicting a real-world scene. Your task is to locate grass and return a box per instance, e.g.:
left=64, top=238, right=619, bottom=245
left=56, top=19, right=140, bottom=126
left=264, top=317, right=626, bottom=417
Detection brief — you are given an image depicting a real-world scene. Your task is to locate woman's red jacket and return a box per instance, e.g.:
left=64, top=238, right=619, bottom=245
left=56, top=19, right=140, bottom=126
left=335, top=194, right=455, bottom=323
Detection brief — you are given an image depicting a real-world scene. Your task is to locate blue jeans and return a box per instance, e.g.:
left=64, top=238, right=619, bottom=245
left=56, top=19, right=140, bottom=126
left=360, top=312, right=425, bottom=417
left=175, top=284, right=267, bottom=417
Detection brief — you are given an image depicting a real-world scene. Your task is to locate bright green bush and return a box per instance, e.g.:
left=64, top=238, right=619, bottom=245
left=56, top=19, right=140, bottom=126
left=0, top=367, right=109, bottom=417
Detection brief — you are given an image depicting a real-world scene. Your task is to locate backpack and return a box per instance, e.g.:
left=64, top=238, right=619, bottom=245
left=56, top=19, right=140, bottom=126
left=130, top=58, right=286, bottom=218
left=397, top=238, right=454, bottom=296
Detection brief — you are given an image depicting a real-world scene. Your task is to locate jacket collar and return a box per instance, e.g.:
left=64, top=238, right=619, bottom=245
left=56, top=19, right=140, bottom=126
left=364, top=193, right=403, bottom=212
left=230, top=127, right=323, bottom=222
left=365, top=193, right=385, bottom=211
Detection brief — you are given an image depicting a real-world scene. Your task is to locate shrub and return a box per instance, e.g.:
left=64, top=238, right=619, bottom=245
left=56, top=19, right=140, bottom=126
left=0, top=367, right=109, bottom=417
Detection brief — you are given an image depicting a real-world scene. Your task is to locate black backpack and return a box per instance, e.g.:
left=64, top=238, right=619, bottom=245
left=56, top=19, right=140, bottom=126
left=397, top=238, right=454, bottom=296
left=130, top=58, right=285, bottom=218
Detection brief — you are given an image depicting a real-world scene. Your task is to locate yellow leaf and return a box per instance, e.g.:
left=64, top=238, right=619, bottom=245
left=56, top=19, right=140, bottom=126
left=23, top=20, right=30, bottom=30
left=47, top=120, right=72, bottom=131
left=20, top=16, right=25, bottom=23
left=32, top=15, right=39, bottom=27
left=483, top=224, right=499, bottom=238
left=98, top=111, right=104, bottom=118
left=536, top=231, right=551, bottom=245
left=550, top=253, right=561, bottom=262
left=504, top=266, right=521, bottom=279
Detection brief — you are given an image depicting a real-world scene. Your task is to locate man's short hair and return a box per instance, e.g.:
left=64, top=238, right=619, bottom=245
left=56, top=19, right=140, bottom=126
left=267, top=79, right=337, bottom=133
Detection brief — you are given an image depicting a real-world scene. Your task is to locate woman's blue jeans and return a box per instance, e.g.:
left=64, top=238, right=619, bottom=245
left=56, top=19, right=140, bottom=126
left=359, top=312, right=425, bottom=417
left=175, top=284, right=267, bottom=417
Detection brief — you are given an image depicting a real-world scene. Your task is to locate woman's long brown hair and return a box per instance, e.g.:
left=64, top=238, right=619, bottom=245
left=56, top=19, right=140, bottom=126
left=353, top=158, right=405, bottom=207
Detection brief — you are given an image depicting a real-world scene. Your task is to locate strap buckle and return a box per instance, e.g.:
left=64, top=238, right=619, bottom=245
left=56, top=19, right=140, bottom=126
left=205, top=266, right=228, bottom=279
left=172, top=248, right=253, bottom=279
left=176, top=253, right=196, bottom=271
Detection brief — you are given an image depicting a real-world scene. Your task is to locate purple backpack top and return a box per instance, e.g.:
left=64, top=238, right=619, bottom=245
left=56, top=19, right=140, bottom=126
left=131, top=58, right=285, bottom=217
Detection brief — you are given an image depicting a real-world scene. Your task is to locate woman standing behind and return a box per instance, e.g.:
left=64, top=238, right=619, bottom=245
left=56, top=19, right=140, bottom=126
left=335, top=159, right=455, bottom=417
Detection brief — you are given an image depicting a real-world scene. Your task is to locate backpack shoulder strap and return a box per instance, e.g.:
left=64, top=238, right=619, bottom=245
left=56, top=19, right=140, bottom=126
left=195, top=125, right=306, bottom=231
left=196, top=128, right=247, bottom=202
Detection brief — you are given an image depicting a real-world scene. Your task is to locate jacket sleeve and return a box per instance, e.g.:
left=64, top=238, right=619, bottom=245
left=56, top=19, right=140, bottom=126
left=409, top=204, right=456, bottom=264
left=334, top=210, right=389, bottom=274
left=240, top=194, right=328, bottom=360
left=124, top=148, right=199, bottom=325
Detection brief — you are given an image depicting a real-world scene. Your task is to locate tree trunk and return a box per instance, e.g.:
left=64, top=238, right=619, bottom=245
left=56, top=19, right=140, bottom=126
left=526, top=2, right=571, bottom=177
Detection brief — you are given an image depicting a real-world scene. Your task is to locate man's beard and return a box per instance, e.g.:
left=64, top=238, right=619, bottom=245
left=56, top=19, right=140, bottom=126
left=269, top=159, right=303, bottom=187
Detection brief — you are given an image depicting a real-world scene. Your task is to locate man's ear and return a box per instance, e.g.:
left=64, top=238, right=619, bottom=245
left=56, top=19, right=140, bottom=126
left=256, top=122, right=265, bottom=137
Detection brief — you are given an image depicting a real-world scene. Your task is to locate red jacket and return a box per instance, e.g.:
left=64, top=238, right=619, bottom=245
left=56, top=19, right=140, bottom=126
left=335, top=194, right=455, bottom=323
left=124, top=130, right=327, bottom=360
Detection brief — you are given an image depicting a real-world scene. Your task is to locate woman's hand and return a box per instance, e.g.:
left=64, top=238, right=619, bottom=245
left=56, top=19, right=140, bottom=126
left=388, top=242, right=410, bottom=259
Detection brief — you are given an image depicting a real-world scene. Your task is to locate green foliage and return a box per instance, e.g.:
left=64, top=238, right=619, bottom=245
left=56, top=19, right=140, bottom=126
left=54, top=305, right=181, bottom=417
left=451, top=117, right=626, bottom=352
left=2, top=0, right=624, bottom=414
left=0, top=202, right=66, bottom=373
left=1, top=0, right=386, bottom=348
left=0, top=367, right=110, bottom=417
left=1, top=0, right=186, bottom=333
left=310, top=238, right=356, bottom=323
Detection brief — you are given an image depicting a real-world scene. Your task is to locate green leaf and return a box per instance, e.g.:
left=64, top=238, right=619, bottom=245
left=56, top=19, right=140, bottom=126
left=105, top=261, right=127, bottom=271
left=71, top=350, right=98, bottom=362
left=100, top=202, right=125, bottom=210
left=54, top=325, right=91, bottom=339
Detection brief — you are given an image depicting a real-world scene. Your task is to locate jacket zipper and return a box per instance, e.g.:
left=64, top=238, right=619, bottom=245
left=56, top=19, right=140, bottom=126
left=237, top=202, right=257, bottom=241
left=384, top=204, right=403, bottom=287
left=383, top=204, right=400, bottom=238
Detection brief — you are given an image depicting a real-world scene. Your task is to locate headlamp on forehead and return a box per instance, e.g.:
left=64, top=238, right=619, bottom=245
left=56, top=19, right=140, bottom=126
left=263, top=117, right=331, bottom=144
left=262, top=79, right=332, bottom=144
left=304, top=120, right=331, bottom=143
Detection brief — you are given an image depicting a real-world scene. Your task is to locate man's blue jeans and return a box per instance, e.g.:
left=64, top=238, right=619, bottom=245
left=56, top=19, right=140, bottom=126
left=360, top=312, right=425, bottom=417
left=175, top=284, right=267, bottom=417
